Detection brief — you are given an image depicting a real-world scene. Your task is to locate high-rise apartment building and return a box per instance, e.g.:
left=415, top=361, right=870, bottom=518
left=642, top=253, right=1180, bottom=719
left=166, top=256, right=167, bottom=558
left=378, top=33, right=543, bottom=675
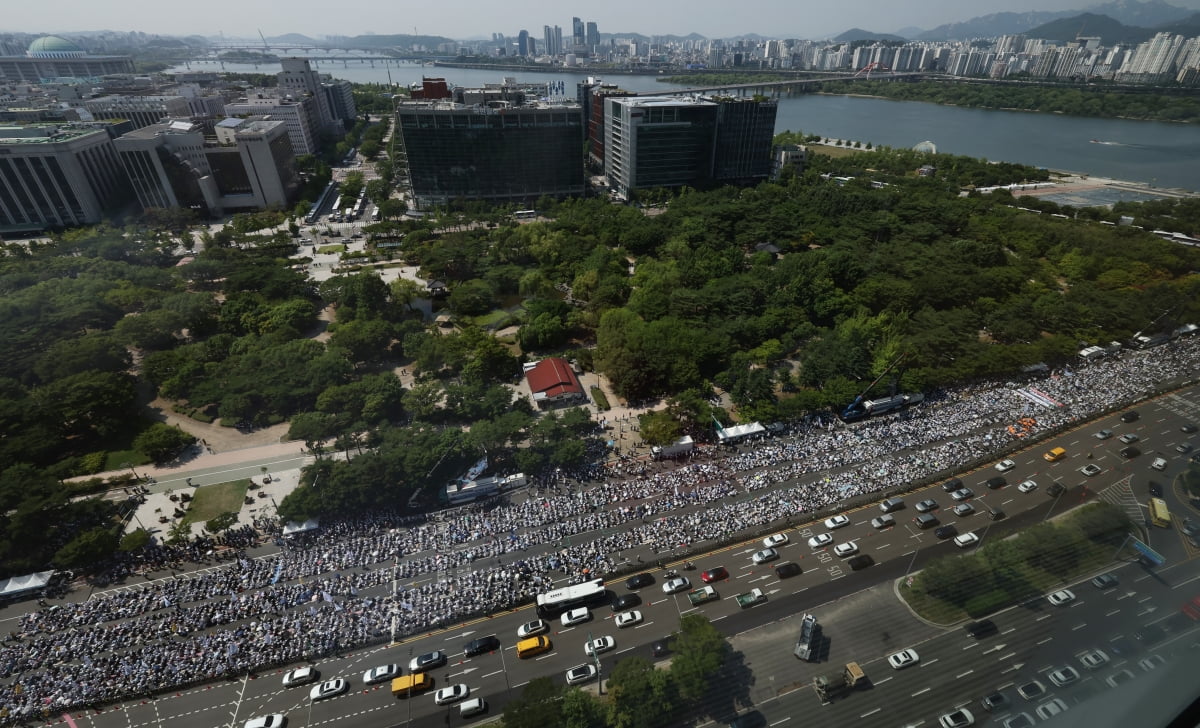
left=586, top=22, right=600, bottom=53
left=393, top=99, right=584, bottom=210
left=572, top=18, right=585, bottom=50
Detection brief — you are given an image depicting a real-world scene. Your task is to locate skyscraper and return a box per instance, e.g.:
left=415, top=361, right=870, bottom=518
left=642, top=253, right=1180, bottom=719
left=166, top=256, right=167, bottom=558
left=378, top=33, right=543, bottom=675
left=572, top=17, right=585, bottom=50
left=586, top=22, right=600, bottom=53
left=518, top=30, right=530, bottom=57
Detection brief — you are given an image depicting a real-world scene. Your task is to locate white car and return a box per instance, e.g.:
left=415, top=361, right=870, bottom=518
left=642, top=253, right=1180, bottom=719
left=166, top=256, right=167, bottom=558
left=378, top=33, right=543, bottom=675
left=807, top=533, right=834, bottom=549
left=1047, top=589, right=1076, bottom=607
left=1138, top=655, right=1166, bottom=671
left=953, top=532, right=980, bottom=549
left=951, top=488, right=975, bottom=501
left=752, top=548, right=779, bottom=564
left=561, top=607, right=592, bottom=626
left=565, top=664, right=598, bottom=685
left=662, top=577, right=691, bottom=594
left=243, top=716, right=287, bottom=728
left=1080, top=464, right=1103, bottom=477
left=887, top=648, right=919, bottom=669
left=282, top=666, right=317, bottom=687
left=824, top=515, right=851, bottom=529
left=763, top=533, right=789, bottom=549
left=1119, top=433, right=1140, bottom=444
left=433, top=683, right=470, bottom=706
left=833, top=542, right=858, bottom=557
left=1078, top=649, right=1109, bottom=670
left=1106, top=669, right=1137, bottom=687
left=1048, top=666, right=1080, bottom=687
left=584, top=636, right=616, bottom=656
left=938, top=708, right=975, bottom=728
left=615, top=610, right=643, bottom=628
left=517, top=619, right=548, bottom=638
left=1017, top=479, right=1038, bottom=493
left=1095, top=429, right=1113, bottom=439
left=362, top=664, right=401, bottom=685
left=1151, top=457, right=1167, bottom=471
left=995, top=459, right=1016, bottom=472
left=309, top=678, right=347, bottom=701
left=1036, top=698, right=1069, bottom=720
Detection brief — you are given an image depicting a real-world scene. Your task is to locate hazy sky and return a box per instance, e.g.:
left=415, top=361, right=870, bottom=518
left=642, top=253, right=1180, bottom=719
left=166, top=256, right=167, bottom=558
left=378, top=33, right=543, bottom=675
left=5, top=0, right=1200, bottom=40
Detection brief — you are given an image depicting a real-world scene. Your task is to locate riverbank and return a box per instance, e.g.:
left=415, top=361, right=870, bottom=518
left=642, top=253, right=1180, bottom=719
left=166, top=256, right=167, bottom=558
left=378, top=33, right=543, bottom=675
left=431, top=60, right=662, bottom=75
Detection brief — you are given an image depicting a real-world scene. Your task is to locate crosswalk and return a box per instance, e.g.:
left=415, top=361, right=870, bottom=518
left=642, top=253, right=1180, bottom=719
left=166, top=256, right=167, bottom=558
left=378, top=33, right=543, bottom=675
left=1096, top=475, right=1144, bottom=526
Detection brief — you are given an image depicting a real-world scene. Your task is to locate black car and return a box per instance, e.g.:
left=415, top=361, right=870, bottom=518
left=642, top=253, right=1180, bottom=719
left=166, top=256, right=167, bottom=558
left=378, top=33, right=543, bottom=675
left=1149, top=481, right=1164, bottom=497
left=1182, top=423, right=1198, bottom=434
left=1120, top=446, right=1141, bottom=459
left=847, top=554, right=875, bottom=571
left=1135, top=623, right=1167, bottom=645
left=773, top=561, right=802, bottom=579
left=625, top=573, right=654, bottom=590
left=1121, top=410, right=1140, bottom=422
left=651, top=637, right=673, bottom=658
left=942, top=477, right=964, bottom=493
left=611, top=593, right=642, bottom=612
left=1047, top=482, right=1066, bottom=497
left=965, top=619, right=998, bottom=639
left=463, top=635, right=501, bottom=657
left=981, top=690, right=1010, bottom=712
left=727, top=712, right=767, bottom=728
left=935, top=525, right=959, bottom=539
left=986, top=476, right=1007, bottom=490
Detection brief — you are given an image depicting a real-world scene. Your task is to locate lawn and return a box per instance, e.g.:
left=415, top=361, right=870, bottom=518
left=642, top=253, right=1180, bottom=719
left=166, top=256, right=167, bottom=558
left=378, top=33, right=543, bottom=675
left=180, top=478, right=251, bottom=527
left=316, top=244, right=346, bottom=254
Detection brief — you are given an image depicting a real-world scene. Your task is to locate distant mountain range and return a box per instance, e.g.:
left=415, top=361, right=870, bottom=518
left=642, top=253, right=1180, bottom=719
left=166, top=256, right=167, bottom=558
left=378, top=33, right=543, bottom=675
left=834, top=28, right=907, bottom=43
left=909, top=0, right=1197, bottom=40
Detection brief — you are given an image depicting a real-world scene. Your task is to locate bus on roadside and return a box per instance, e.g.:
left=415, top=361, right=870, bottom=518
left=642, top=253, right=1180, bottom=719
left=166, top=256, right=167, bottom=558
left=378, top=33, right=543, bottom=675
left=1149, top=497, right=1171, bottom=528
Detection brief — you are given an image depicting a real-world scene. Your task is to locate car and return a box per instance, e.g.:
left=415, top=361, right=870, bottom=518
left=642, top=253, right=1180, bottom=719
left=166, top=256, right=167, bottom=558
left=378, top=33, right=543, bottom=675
left=727, top=712, right=768, bottom=728
left=985, top=476, right=1008, bottom=490
left=752, top=548, right=779, bottom=565
left=1135, top=624, right=1167, bottom=645
left=1036, top=698, right=1070, bottom=720
left=774, top=561, right=802, bottom=578
left=871, top=514, right=896, bottom=529
left=965, top=620, right=998, bottom=639
left=942, top=477, right=965, bottom=493
left=651, top=638, right=673, bottom=658
left=1121, top=411, right=1140, bottom=423
left=1176, top=443, right=1194, bottom=454
left=1018, top=479, right=1038, bottom=493
left=1080, top=464, right=1102, bottom=477
left=953, top=503, right=976, bottom=517
left=847, top=554, right=875, bottom=570
left=981, top=690, right=1010, bottom=712
left=615, top=610, right=643, bottom=628
left=1044, top=447, right=1067, bottom=462
left=362, top=664, right=401, bottom=685
left=824, top=515, right=851, bottom=530
left=762, top=533, right=789, bottom=549
left=463, top=635, right=500, bottom=657
left=995, top=459, right=1016, bottom=472
left=662, top=577, right=691, bottom=595
left=833, top=542, right=858, bottom=557
left=518, top=619, right=548, bottom=638
left=282, top=667, right=317, bottom=688
left=1151, top=457, right=1167, bottom=471
left=1138, top=654, right=1166, bottom=671
left=951, top=487, right=975, bottom=501
left=1183, top=518, right=1199, bottom=537
left=1078, top=649, right=1109, bottom=670
left=1002, top=713, right=1036, bottom=728
left=888, top=649, right=919, bottom=669
left=1120, top=446, right=1141, bottom=459
left=565, top=664, right=598, bottom=685
left=915, top=499, right=939, bottom=513
left=1047, top=589, right=1075, bottom=606
left=458, top=698, right=488, bottom=718
left=611, top=593, right=642, bottom=612
left=1095, top=429, right=1114, bottom=440
left=1048, top=666, right=1080, bottom=687
left=935, top=525, right=959, bottom=540
left=954, top=532, right=980, bottom=549
left=1016, top=680, right=1046, bottom=700
left=807, top=533, right=834, bottom=549
left=561, top=607, right=592, bottom=626
left=1046, top=481, right=1066, bottom=498
left=1106, top=669, right=1137, bottom=687
left=625, top=573, right=654, bottom=590
left=914, top=513, right=940, bottom=529
left=701, top=567, right=728, bottom=583
left=433, top=683, right=470, bottom=705
left=243, top=716, right=287, bottom=728
left=1149, top=480, right=1164, bottom=497
left=1091, top=573, right=1119, bottom=589
left=584, top=636, right=616, bottom=656
left=1108, top=635, right=1137, bottom=657
left=1183, top=423, right=1198, bottom=434
left=309, top=678, right=347, bottom=702
left=1119, top=433, right=1140, bottom=444
left=409, top=651, right=447, bottom=673
left=938, top=708, right=975, bottom=728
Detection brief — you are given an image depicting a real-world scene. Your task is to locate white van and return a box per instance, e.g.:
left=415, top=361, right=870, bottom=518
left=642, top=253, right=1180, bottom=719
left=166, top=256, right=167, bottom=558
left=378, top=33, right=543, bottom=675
left=1151, top=457, right=1167, bottom=471
left=459, top=697, right=487, bottom=718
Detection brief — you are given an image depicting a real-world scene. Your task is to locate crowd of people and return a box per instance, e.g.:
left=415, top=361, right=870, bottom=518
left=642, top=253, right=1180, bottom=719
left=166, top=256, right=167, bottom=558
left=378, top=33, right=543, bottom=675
left=0, top=338, right=1197, bottom=721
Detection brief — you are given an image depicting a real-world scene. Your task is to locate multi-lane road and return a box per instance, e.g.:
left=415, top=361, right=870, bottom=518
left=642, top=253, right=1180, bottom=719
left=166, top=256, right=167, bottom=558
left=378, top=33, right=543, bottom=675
left=56, top=387, right=1200, bottom=728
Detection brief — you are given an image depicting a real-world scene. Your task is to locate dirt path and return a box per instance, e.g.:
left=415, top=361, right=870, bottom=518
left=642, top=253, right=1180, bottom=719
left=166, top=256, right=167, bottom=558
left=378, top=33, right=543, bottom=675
left=144, top=397, right=290, bottom=453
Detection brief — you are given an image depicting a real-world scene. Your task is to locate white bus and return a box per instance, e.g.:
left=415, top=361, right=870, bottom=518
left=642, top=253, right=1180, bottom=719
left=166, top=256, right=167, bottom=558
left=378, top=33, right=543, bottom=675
left=535, top=578, right=607, bottom=617
left=513, top=210, right=537, bottom=220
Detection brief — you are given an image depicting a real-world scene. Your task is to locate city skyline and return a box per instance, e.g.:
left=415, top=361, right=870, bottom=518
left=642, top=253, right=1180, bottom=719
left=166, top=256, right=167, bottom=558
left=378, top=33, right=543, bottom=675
left=5, top=0, right=1200, bottom=42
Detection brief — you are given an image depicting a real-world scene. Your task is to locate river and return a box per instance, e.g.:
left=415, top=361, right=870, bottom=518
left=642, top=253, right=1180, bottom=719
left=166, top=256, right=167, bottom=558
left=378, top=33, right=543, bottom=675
left=174, top=58, right=1200, bottom=191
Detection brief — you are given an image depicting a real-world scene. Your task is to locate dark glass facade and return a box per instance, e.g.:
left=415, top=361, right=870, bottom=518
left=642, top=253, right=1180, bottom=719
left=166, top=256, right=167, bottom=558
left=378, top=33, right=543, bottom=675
left=712, top=97, right=778, bottom=183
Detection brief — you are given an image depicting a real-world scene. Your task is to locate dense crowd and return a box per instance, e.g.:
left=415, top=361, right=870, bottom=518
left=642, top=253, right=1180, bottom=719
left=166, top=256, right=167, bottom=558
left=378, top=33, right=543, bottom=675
left=0, top=338, right=1197, bottom=721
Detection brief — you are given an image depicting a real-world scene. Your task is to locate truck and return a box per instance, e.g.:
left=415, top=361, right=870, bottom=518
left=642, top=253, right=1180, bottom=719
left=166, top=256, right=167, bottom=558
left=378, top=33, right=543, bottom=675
left=651, top=436, right=694, bottom=460
left=792, top=613, right=818, bottom=660
left=735, top=588, right=766, bottom=609
left=813, top=662, right=866, bottom=702
left=687, top=586, right=719, bottom=606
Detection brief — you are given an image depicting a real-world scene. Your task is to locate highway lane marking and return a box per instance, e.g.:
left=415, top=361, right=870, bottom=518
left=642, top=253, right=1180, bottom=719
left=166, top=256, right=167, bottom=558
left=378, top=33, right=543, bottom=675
left=636, top=621, right=655, bottom=629
left=616, top=646, right=636, bottom=654
left=1106, top=609, right=1121, bottom=617
left=1037, top=637, right=1054, bottom=645
left=1002, top=627, right=1016, bottom=635
left=923, top=658, right=939, bottom=666
left=1172, top=573, right=1200, bottom=589
left=1002, top=665, right=1020, bottom=674
left=1036, top=614, right=1053, bottom=621
left=535, top=653, right=553, bottom=660
left=957, top=670, right=974, bottom=678
left=861, top=708, right=882, bottom=718
left=791, top=587, right=809, bottom=595
left=768, top=719, right=791, bottom=726
left=998, top=652, right=1017, bottom=661
left=1072, top=623, right=1088, bottom=631
left=482, top=670, right=503, bottom=678
left=962, top=643, right=978, bottom=650
left=513, top=680, right=528, bottom=688
left=912, top=687, right=931, bottom=696
left=1137, top=607, right=1158, bottom=616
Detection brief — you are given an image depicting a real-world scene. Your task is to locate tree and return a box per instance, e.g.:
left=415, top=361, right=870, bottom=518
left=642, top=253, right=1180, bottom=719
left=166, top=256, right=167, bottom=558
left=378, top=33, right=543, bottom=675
left=669, top=614, right=728, bottom=701
left=133, top=423, right=197, bottom=464
left=606, top=656, right=679, bottom=728
left=639, top=410, right=683, bottom=446
left=205, top=511, right=239, bottom=534
left=119, top=528, right=152, bottom=552
left=447, top=279, right=496, bottom=317
left=501, top=677, right=564, bottom=728
left=53, top=526, right=119, bottom=570
left=561, top=686, right=606, bottom=728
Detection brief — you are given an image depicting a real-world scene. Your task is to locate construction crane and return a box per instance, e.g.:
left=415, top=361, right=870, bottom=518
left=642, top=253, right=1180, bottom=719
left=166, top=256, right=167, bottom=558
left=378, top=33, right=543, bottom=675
left=840, top=352, right=922, bottom=421
left=258, top=29, right=270, bottom=51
